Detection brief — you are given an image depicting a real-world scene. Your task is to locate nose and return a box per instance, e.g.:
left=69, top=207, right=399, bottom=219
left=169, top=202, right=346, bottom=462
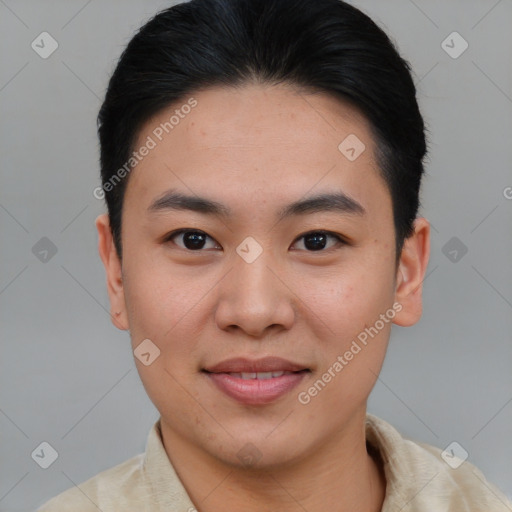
left=214, top=249, right=296, bottom=338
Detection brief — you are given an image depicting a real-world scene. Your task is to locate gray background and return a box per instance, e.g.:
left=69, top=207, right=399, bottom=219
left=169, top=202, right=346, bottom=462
left=1, top=0, right=511, bottom=510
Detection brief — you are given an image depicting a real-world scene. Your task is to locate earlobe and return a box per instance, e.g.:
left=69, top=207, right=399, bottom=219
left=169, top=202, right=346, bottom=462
left=392, top=217, right=430, bottom=327
left=95, top=214, right=129, bottom=331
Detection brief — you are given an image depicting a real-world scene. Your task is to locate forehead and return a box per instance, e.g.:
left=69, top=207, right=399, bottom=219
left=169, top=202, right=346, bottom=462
left=150, top=84, right=372, bottom=160
left=125, top=83, right=391, bottom=223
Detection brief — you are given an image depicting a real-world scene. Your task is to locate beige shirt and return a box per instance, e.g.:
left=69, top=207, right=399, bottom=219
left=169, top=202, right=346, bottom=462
left=37, top=414, right=512, bottom=511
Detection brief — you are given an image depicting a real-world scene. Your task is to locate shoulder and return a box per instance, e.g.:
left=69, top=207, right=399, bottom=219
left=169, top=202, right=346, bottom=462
left=36, top=453, right=148, bottom=512
left=37, top=419, right=197, bottom=511
left=414, top=440, right=511, bottom=511
left=366, top=414, right=512, bottom=512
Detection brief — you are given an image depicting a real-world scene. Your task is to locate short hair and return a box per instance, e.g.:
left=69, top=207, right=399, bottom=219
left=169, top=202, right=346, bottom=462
left=98, top=0, right=427, bottom=262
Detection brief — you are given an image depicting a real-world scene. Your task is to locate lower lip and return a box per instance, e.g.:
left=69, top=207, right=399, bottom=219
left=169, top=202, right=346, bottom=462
left=204, top=371, right=309, bottom=405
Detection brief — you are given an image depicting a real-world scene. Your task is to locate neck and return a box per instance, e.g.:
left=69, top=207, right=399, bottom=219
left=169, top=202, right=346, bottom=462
left=160, top=412, right=386, bottom=512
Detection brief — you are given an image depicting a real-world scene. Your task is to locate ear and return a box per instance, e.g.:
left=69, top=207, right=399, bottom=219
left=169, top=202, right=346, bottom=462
left=95, top=214, right=129, bottom=330
left=392, top=217, right=431, bottom=327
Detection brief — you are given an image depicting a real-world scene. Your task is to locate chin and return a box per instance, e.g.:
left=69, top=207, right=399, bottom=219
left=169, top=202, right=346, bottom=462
left=206, top=433, right=308, bottom=471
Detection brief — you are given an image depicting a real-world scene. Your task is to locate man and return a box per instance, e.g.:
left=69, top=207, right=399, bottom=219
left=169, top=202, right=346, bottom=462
left=38, top=0, right=512, bottom=510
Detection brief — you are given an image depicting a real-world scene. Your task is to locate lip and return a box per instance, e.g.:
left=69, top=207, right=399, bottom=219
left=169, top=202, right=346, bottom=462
left=203, top=357, right=310, bottom=405
left=203, top=356, right=308, bottom=374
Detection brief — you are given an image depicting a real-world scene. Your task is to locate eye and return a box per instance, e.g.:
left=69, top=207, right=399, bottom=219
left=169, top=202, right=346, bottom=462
left=291, top=230, right=346, bottom=252
left=164, top=229, right=346, bottom=253
left=165, top=229, right=220, bottom=251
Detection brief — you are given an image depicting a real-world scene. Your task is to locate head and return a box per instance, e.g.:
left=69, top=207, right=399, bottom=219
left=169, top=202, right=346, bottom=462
left=96, top=0, right=429, bottom=469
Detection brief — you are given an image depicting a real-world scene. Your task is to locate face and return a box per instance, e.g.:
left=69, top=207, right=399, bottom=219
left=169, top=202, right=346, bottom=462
left=97, top=83, right=429, bottom=469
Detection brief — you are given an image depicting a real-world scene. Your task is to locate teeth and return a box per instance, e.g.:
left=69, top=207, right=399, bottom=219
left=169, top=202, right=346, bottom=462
left=229, top=371, right=290, bottom=380
left=255, top=372, right=273, bottom=380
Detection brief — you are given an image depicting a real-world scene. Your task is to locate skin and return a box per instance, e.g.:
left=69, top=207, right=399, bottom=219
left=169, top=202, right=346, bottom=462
left=96, top=83, right=430, bottom=512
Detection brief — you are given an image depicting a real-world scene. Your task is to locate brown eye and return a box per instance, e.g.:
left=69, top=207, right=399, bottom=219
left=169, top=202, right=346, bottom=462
left=291, top=231, right=345, bottom=252
left=166, top=229, right=219, bottom=251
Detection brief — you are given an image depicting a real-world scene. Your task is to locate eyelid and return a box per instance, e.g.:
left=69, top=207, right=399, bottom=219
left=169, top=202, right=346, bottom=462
left=292, top=229, right=347, bottom=243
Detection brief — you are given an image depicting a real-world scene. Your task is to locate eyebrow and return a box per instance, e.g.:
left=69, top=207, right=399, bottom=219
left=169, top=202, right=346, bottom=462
left=147, top=189, right=365, bottom=220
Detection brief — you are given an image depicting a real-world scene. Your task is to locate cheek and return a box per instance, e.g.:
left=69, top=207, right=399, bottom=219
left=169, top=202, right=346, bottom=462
left=123, top=262, right=207, bottom=410
left=122, top=255, right=177, bottom=338
left=296, top=274, right=392, bottom=420
left=123, top=255, right=214, bottom=367
left=297, top=259, right=395, bottom=340
left=293, top=257, right=394, bottom=396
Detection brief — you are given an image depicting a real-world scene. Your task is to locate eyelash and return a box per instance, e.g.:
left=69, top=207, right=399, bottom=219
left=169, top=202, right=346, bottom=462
left=163, top=229, right=347, bottom=253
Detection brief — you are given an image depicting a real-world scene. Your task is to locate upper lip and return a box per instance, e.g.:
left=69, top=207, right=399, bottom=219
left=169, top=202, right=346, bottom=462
left=203, top=357, right=309, bottom=373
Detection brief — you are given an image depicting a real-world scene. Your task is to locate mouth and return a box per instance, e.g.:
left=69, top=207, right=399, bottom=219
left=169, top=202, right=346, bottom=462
left=210, top=370, right=303, bottom=380
left=202, top=357, right=311, bottom=405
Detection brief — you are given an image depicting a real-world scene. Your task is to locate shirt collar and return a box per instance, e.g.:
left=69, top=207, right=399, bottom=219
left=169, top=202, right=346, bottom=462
left=142, top=418, right=198, bottom=511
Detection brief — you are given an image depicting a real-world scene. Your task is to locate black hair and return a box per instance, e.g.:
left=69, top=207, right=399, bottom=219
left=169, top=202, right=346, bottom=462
left=97, top=0, right=426, bottom=262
